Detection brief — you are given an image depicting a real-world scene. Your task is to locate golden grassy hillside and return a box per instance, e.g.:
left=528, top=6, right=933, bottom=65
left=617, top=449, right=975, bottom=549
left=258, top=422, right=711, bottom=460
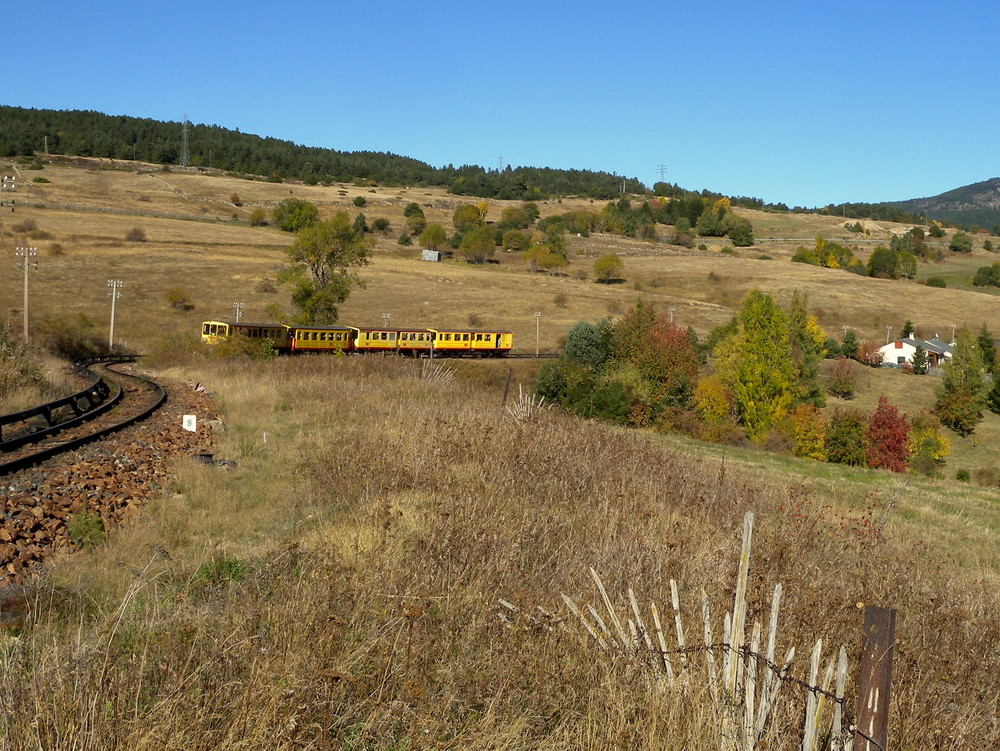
left=3, top=157, right=1000, bottom=747
left=3, top=156, right=1000, bottom=354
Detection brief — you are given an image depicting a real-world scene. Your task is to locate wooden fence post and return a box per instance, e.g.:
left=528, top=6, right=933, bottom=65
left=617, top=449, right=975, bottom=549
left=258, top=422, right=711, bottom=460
left=853, top=605, right=896, bottom=751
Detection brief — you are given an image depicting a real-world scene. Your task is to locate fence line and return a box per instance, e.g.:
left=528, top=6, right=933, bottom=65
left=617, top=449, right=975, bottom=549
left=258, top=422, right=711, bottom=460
left=498, top=512, right=889, bottom=750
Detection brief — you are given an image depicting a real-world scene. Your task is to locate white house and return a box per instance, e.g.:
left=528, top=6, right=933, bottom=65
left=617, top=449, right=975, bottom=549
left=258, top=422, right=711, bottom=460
left=878, top=337, right=953, bottom=368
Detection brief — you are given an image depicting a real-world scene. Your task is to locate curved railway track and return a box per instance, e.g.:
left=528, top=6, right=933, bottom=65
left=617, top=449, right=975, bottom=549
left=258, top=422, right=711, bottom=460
left=0, top=355, right=167, bottom=476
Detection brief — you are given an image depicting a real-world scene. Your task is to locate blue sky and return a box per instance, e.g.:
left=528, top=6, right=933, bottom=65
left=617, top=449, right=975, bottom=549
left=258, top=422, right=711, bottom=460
left=5, top=0, right=998, bottom=207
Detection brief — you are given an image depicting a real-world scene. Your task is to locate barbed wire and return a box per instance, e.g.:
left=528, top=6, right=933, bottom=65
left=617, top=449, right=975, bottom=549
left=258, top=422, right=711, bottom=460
left=498, top=599, right=887, bottom=750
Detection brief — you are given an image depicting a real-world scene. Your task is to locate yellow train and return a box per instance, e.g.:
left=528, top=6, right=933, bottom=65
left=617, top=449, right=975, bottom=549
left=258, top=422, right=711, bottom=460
left=201, top=321, right=513, bottom=357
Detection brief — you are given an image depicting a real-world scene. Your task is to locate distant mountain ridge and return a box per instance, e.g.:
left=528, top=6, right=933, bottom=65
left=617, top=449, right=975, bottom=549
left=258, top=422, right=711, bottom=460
left=891, top=178, right=1000, bottom=230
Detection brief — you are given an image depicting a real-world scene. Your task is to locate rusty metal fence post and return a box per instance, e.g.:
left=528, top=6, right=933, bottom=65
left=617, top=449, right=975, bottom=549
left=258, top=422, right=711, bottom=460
left=853, top=605, right=896, bottom=751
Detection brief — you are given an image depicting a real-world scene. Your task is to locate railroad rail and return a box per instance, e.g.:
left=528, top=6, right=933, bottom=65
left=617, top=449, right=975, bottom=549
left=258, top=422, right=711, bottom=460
left=0, top=355, right=167, bottom=475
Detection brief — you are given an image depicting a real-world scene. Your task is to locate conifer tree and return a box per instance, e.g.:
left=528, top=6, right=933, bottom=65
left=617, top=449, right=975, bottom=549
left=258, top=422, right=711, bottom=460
left=977, top=323, right=997, bottom=374
left=787, top=291, right=826, bottom=407
left=935, top=327, right=988, bottom=436
left=841, top=329, right=859, bottom=360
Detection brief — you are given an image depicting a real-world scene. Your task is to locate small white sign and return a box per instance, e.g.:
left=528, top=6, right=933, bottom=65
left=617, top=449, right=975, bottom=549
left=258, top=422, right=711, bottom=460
left=182, top=415, right=197, bottom=432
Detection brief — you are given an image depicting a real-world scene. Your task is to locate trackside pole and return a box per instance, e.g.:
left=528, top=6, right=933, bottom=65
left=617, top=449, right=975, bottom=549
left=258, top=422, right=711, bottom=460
left=853, top=605, right=896, bottom=751
left=501, top=367, right=513, bottom=407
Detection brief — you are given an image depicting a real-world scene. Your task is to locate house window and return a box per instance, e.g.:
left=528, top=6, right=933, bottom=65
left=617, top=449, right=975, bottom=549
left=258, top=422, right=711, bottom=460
left=897, top=357, right=905, bottom=364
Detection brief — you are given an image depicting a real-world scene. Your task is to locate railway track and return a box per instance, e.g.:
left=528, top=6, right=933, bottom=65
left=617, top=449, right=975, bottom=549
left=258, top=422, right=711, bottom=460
left=0, top=355, right=167, bottom=476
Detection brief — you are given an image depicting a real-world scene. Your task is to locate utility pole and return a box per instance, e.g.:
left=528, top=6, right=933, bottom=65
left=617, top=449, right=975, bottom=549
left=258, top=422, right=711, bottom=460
left=534, top=311, right=541, bottom=357
left=667, top=305, right=676, bottom=325
left=107, top=280, right=124, bottom=349
left=885, top=325, right=892, bottom=345
left=381, top=312, right=391, bottom=328
left=232, top=301, right=244, bottom=322
left=180, top=114, right=190, bottom=167
left=15, top=246, right=36, bottom=341
left=0, top=175, right=15, bottom=211
left=657, top=164, right=667, bottom=182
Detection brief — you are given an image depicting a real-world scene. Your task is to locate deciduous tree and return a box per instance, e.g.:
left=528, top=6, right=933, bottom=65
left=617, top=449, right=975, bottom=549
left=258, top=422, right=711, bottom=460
left=273, top=198, right=318, bottom=232
left=713, top=290, right=794, bottom=439
left=593, top=254, right=624, bottom=283
left=459, top=226, right=496, bottom=264
left=282, top=211, right=371, bottom=323
left=865, top=395, right=909, bottom=473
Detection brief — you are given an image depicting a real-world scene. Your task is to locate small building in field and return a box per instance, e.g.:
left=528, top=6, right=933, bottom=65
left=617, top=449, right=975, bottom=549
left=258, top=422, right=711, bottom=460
left=421, top=249, right=442, bottom=262
left=878, top=336, right=953, bottom=368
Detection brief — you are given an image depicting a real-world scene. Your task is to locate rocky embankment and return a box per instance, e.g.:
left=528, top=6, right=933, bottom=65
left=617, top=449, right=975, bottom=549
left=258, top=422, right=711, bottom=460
left=0, top=381, right=222, bottom=585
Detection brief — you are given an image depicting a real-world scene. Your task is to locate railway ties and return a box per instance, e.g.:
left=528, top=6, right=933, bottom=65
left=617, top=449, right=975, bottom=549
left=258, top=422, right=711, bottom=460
left=0, top=358, right=167, bottom=476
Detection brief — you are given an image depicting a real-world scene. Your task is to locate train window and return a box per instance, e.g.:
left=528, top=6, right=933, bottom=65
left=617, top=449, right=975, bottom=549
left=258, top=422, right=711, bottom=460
left=475, top=334, right=482, bottom=341
left=463, top=334, right=470, bottom=341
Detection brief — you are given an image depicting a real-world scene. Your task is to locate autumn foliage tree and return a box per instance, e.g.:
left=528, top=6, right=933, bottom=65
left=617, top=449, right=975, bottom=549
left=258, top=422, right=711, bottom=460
left=712, top=290, right=794, bottom=439
left=865, top=395, right=910, bottom=473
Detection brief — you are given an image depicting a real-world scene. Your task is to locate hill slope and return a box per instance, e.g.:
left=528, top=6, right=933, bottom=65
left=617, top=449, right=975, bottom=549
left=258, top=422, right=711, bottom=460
left=891, top=177, right=1000, bottom=229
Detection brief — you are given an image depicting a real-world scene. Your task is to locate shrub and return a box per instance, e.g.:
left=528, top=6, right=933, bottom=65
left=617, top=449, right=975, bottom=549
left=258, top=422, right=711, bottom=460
left=353, top=196, right=367, bottom=207
left=787, top=404, right=826, bottom=461
left=230, top=193, right=242, bottom=206
left=194, top=556, right=249, bottom=586
left=554, top=292, right=568, bottom=308
left=34, top=314, right=110, bottom=359
left=826, top=357, right=858, bottom=398
left=67, top=511, right=105, bottom=550
left=249, top=208, right=268, bottom=226
left=593, top=254, right=624, bottom=283
left=125, top=227, right=147, bottom=242
left=372, top=217, right=391, bottom=234
left=0, top=320, right=46, bottom=398
left=397, top=233, right=413, bottom=246
left=865, top=395, right=909, bottom=473
left=165, top=287, right=195, bottom=311
left=11, top=219, right=37, bottom=234
left=925, top=277, right=947, bottom=288
left=210, top=334, right=277, bottom=361
left=825, top=409, right=867, bottom=466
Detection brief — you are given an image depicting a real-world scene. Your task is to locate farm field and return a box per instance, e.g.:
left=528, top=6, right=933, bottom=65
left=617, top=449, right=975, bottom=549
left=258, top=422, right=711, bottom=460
left=3, top=157, right=1000, bottom=748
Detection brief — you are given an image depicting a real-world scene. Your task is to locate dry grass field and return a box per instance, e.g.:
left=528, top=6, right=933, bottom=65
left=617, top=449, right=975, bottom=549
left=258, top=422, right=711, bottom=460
left=4, top=157, right=1000, bottom=748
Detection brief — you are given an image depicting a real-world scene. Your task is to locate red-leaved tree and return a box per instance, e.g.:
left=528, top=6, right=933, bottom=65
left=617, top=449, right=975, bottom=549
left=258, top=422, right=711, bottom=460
left=865, top=395, right=910, bottom=473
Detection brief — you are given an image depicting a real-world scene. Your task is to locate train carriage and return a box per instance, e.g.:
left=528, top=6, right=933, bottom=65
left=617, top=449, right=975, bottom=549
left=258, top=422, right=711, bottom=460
left=394, top=328, right=435, bottom=356
left=429, top=328, right=512, bottom=357
left=290, top=325, right=354, bottom=353
left=349, top=326, right=402, bottom=354
left=201, top=320, right=293, bottom=351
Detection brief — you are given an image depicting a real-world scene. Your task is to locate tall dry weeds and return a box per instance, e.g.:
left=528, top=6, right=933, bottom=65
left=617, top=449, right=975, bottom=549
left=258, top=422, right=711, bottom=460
left=2, top=355, right=999, bottom=749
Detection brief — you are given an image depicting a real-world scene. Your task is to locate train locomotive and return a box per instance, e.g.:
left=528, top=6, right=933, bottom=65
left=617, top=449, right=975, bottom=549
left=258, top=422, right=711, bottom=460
left=201, top=320, right=513, bottom=357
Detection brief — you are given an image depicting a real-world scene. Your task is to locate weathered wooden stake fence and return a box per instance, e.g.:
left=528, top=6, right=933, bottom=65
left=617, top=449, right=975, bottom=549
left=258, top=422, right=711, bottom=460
left=506, top=511, right=896, bottom=749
